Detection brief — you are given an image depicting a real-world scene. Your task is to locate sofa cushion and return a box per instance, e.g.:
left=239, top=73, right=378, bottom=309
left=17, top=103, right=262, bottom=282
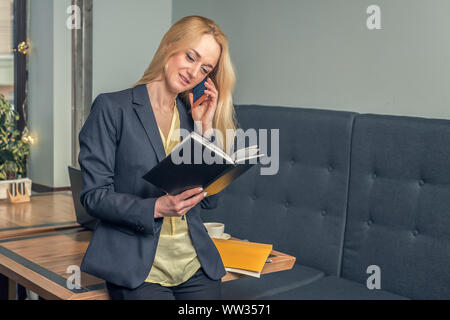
left=342, top=114, right=450, bottom=299
left=261, top=276, right=407, bottom=300
left=202, top=105, right=356, bottom=276
left=221, top=263, right=324, bottom=300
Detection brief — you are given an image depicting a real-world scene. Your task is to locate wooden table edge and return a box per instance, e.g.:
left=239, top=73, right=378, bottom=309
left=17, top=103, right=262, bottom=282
left=0, top=223, right=81, bottom=241
left=0, top=227, right=107, bottom=300
left=68, top=289, right=110, bottom=300
left=0, top=251, right=73, bottom=300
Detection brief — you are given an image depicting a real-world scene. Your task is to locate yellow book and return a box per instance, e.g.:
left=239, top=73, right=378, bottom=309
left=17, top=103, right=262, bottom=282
left=212, top=238, right=273, bottom=274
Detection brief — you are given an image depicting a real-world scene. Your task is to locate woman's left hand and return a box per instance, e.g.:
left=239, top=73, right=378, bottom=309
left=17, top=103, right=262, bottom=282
left=188, top=77, right=218, bottom=134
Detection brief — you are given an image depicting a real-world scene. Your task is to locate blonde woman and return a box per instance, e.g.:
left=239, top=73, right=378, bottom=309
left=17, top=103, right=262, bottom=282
left=78, top=16, right=238, bottom=300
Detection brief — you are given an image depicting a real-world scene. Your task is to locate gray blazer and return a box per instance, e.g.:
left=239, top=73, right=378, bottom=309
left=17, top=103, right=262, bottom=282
left=78, top=83, right=226, bottom=289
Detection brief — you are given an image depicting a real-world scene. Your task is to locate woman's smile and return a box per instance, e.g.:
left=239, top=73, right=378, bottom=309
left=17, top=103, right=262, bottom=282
left=179, top=74, right=190, bottom=86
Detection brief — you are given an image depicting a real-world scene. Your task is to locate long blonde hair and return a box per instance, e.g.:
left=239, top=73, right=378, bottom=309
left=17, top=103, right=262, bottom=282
left=132, top=16, right=237, bottom=154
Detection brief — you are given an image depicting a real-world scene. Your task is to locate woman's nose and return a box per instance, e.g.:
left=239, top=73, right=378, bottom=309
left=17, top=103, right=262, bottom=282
left=188, top=65, right=201, bottom=79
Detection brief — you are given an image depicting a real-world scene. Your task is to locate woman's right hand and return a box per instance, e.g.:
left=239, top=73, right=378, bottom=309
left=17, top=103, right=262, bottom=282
left=154, top=187, right=206, bottom=219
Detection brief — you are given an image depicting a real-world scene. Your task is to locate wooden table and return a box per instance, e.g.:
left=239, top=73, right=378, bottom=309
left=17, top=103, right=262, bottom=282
left=0, top=229, right=296, bottom=300
left=0, top=191, right=82, bottom=299
left=0, top=192, right=80, bottom=240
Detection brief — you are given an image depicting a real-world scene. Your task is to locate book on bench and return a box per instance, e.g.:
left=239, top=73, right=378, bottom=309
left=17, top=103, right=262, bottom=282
left=142, top=131, right=264, bottom=196
left=211, top=238, right=273, bottom=278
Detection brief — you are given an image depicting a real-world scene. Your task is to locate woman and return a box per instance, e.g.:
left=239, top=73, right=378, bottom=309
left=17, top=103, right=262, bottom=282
left=78, top=16, right=238, bottom=300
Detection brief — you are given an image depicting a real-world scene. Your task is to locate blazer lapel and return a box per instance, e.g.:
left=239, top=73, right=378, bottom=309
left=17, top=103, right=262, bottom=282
left=132, top=83, right=194, bottom=163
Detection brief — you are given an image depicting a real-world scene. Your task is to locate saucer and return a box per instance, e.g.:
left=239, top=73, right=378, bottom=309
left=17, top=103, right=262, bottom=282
left=212, top=233, right=231, bottom=240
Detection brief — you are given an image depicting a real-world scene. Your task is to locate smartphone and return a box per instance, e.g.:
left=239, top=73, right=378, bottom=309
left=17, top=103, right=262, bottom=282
left=192, top=77, right=208, bottom=108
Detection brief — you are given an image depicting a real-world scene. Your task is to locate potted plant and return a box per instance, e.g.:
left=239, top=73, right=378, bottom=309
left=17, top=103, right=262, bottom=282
left=0, top=93, right=33, bottom=199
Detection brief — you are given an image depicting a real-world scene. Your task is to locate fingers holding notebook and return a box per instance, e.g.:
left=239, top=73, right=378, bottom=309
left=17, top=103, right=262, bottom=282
left=154, top=187, right=206, bottom=219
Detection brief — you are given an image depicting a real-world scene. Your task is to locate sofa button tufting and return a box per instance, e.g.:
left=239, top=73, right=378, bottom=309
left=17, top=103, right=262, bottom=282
left=252, top=195, right=257, bottom=200
left=284, top=201, right=290, bottom=208
left=328, top=165, right=333, bottom=172
left=321, top=210, right=327, bottom=216
left=413, top=229, right=419, bottom=236
left=367, top=219, right=373, bottom=226
left=290, top=158, right=295, bottom=165
left=418, top=179, right=425, bottom=186
left=372, top=173, right=377, bottom=179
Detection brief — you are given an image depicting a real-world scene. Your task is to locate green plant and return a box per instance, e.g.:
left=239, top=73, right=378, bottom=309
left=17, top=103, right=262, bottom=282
left=0, top=94, right=31, bottom=180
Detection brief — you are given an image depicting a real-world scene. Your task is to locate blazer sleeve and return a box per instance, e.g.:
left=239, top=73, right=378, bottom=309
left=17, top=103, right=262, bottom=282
left=78, top=94, right=157, bottom=235
left=193, top=121, right=224, bottom=210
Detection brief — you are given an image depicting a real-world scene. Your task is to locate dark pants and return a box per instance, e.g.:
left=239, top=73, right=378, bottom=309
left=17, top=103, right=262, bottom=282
left=0, top=275, right=27, bottom=300
left=106, top=267, right=222, bottom=300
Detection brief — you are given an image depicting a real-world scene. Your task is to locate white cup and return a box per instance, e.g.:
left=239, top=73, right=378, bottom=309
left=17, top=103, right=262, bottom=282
left=203, top=222, right=225, bottom=238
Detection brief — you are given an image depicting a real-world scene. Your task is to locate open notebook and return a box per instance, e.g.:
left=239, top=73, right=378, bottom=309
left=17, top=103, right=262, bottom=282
left=143, top=131, right=264, bottom=196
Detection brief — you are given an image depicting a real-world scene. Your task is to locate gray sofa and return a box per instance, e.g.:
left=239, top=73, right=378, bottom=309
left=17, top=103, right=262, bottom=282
left=201, top=105, right=450, bottom=300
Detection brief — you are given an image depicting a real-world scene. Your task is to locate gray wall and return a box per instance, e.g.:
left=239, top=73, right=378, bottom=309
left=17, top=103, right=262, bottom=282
left=27, top=0, right=450, bottom=188
left=29, top=0, right=53, bottom=187
left=173, top=0, right=450, bottom=120
left=28, top=0, right=171, bottom=187
left=92, top=0, right=172, bottom=98
left=28, top=0, right=72, bottom=188
left=53, top=0, right=72, bottom=188
left=28, top=0, right=71, bottom=188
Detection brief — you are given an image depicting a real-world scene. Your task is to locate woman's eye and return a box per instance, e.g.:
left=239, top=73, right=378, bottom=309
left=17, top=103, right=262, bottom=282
left=187, top=53, right=208, bottom=74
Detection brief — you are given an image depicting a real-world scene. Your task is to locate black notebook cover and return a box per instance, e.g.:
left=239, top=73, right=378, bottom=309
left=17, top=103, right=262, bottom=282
left=142, top=133, right=260, bottom=196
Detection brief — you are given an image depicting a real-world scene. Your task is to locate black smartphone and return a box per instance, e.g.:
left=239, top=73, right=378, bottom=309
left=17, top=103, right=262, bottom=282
left=192, top=77, right=208, bottom=108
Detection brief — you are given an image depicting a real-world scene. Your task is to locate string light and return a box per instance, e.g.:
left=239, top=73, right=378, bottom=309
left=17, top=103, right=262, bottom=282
left=21, top=126, right=37, bottom=145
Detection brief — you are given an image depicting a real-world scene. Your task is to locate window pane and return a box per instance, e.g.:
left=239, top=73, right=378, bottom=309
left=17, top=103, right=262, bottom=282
left=0, top=0, right=14, bottom=107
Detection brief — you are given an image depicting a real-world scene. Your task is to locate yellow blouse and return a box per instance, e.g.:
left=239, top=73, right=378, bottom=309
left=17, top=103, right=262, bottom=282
left=145, top=101, right=201, bottom=286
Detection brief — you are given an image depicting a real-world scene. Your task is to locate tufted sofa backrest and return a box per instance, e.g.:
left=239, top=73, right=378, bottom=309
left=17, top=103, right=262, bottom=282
left=202, top=105, right=356, bottom=276
left=341, top=114, right=450, bottom=299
